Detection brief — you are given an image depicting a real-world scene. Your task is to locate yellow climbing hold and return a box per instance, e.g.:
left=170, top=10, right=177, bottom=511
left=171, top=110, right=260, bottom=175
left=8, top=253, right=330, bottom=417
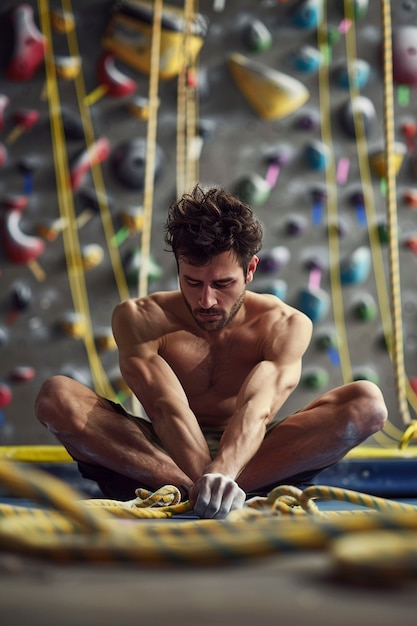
left=228, top=53, right=309, bottom=120
left=369, top=142, right=406, bottom=178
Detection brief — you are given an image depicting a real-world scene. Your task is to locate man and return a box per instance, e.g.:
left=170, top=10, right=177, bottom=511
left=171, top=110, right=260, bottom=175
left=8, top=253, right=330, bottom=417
left=35, top=185, right=387, bottom=518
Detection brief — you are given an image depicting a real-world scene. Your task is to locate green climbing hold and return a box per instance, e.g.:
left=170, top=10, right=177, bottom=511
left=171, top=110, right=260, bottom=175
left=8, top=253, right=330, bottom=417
left=303, top=367, right=329, bottom=389
left=353, top=294, right=377, bottom=321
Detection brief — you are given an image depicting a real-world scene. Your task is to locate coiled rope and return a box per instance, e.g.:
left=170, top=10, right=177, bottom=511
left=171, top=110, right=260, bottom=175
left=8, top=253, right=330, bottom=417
left=1, top=459, right=417, bottom=584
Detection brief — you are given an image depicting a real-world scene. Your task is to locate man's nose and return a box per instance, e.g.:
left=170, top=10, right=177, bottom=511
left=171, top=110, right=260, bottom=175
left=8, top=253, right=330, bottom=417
left=199, top=286, right=217, bottom=309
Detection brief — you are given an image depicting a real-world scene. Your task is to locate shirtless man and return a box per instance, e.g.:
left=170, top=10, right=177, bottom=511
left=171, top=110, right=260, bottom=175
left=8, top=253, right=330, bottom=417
left=35, top=185, right=387, bottom=519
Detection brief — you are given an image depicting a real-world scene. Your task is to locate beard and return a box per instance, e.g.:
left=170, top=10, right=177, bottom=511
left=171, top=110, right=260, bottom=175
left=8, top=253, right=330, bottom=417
left=183, top=289, right=246, bottom=331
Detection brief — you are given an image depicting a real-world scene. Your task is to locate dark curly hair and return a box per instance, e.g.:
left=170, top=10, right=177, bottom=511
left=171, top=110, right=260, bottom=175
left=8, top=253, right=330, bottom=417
left=164, top=184, right=263, bottom=271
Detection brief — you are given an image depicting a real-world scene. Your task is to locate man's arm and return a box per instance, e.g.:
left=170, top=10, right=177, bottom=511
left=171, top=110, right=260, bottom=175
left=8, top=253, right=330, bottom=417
left=190, top=310, right=313, bottom=517
left=112, top=299, right=212, bottom=485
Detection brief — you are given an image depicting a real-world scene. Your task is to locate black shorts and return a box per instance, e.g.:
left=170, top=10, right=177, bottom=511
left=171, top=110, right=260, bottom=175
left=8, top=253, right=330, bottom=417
left=74, top=400, right=329, bottom=500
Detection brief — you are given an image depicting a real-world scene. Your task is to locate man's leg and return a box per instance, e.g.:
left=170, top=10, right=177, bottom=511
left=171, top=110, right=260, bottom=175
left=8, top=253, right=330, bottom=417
left=237, top=380, right=387, bottom=492
left=35, top=375, right=191, bottom=495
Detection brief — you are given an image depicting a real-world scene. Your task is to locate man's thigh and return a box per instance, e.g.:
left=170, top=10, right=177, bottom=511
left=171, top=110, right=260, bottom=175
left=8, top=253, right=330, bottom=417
left=75, top=399, right=163, bottom=499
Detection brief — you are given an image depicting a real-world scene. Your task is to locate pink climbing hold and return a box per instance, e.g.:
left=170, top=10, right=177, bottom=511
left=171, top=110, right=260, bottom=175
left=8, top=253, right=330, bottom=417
left=10, top=365, right=36, bottom=382
left=0, top=383, right=12, bottom=409
left=7, top=108, right=40, bottom=145
left=98, top=53, right=137, bottom=97
left=6, top=4, right=46, bottom=81
left=70, top=138, right=111, bottom=190
left=1, top=194, right=45, bottom=265
left=392, top=26, right=417, bottom=86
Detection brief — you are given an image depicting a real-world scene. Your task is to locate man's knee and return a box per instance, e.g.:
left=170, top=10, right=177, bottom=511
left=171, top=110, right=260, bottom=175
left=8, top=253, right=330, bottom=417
left=35, top=375, right=76, bottom=433
left=344, top=380, right=387, bottom=440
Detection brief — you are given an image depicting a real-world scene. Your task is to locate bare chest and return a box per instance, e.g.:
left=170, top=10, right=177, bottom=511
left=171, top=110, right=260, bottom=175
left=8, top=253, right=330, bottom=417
left=160, top=331, right=260, bottom=410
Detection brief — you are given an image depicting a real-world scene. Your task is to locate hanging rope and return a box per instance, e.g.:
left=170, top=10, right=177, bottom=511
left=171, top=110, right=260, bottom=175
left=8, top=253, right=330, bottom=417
left=176, top=0, right=200, bottom=196
left=62, top=0, right=130, bottom=303
left=343, top=0, right=406, bottom=446
left=38, top=0, right=115, bottom=399
left=380, top=0, right=413, bottom=428
left=138, top=0, right=162, bottom=300
left=317, top=3, right=352, bottom=384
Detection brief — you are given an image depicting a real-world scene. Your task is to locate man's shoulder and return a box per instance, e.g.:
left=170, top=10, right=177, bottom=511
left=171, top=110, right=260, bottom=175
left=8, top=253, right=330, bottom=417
left=245, top=291, right=312, bottom=333
left=112, top=291, right=185, bottom=335
left=245, top=291, right=302, bottom=318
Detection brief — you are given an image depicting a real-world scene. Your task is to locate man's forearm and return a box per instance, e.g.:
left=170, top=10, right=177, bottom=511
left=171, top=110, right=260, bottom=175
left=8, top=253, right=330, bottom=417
left=205, top=410, right=267, bottom=480
left=151, top=408, right=212, bottom=482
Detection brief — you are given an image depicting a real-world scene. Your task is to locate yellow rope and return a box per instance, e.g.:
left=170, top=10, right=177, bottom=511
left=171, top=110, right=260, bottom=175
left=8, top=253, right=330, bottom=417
left=138, top=0, right=162, bottom=300
left=62, top=0, right=130, bottom=303
left=380, top=0, right=413, bottom=427
left=342, top=0, right=407, bottom=445
left=38, top=0, right=114, bottom=399
left=176, top=0, right=200, bottom=196
left=318, top=3, right=352, bottom=385
left=1, top=459, right=417, bottom=583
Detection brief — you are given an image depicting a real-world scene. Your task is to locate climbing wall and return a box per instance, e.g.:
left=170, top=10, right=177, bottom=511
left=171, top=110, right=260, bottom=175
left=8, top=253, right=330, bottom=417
left=0, top=0, right=416, bottom=447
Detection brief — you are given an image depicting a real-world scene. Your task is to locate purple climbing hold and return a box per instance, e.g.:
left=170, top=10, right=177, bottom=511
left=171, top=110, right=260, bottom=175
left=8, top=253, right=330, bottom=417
left=392, top=26, right=417, bottom=86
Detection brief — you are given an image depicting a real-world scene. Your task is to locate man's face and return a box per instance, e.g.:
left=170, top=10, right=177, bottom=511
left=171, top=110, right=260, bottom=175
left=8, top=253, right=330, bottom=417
left=178, top=251, right=258, bottom=332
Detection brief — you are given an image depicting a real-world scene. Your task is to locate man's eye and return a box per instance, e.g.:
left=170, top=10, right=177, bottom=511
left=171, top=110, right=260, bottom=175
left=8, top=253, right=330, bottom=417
left=215, top=282, right=232, bottom=289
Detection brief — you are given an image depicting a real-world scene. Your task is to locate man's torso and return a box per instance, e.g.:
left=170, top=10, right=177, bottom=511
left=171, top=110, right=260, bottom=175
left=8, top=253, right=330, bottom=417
left=150, top=291, right=290, bottom=428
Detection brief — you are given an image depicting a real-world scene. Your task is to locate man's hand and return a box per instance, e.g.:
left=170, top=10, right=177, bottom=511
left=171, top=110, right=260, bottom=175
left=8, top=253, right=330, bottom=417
left=189, top=473, right=246, bottom=519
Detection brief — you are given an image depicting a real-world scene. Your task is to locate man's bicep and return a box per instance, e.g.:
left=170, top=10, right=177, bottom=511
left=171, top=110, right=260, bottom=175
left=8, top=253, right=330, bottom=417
left=120, top=348, right=190, bottom=419
left=237, top=314, right=311, bottom=418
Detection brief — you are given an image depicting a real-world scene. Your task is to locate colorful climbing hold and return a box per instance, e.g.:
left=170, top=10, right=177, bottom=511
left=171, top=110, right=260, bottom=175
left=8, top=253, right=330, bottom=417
left=0, top=383, right=12, bottom=409
left=81, top=244, right=104, bottom=270
left=302, top=367, right=329, bottom=389
left=352, top=367, right=379, bottom=385
left=123, top=249, right=164, bottom=286
left=291, top=0, right=324, bottom=30
left=392, top=26, right=417, bottom=86
left=298, top=286, right=330, bottom=323
left=112, top=138, right=165, bottom=190
left=305, top=139, right=331, bottom=171
left=120, top=205, right=145, bottom=232
left=258, top=247, right=291, bottom=273
left=6, top=5, right=46, bottom=81
left=369, top=143, right=406, bottom=178
left=242, top=19, right=272, bottom=53
left=252, top=279, right=287, bottom=301
left=59, top=312, right=87, bottom=339
left=353, top=293, right=378, bottom=321
left=335, top=59, right=370, bottom=90
left=70, top=138, right=111, bottom=190
left=2, top=199, right=45, bottom=269
left=228, top=53, right=309, bottom=120
left=339, top=96, right=376, bottom=139
left=340, top=247, right=371, bottom=285
left=285, top=215, right=308, bottom=236
left=101, top=1, right=208, bottom=79
left=293, top=46, right=323, bottom=73
left=84, top=53, right=137, bottom=106
left=95, top=328, right=117, bottom=352
left=10, top=365, right=36, bottom=382
left=232, top=174, right=271, bottom=206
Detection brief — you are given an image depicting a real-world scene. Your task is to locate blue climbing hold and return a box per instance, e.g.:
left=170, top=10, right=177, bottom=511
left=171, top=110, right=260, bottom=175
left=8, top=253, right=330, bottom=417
left=252, top=279, right=287, bottom=301
left=293, top=46, right=323, bottom=73
left=340, top=246, right=371, bottom=285
left=292, top=0, right=323, bottom=29
left=336, top=59, right=370, bottom=90
left=298, top=286, right=330, bottom=323
left=305, top=139, right=331, bottom=170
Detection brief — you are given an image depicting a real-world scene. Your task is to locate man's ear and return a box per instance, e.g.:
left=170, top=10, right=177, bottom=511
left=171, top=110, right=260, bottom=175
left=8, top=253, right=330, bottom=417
left=246, top=255, right=259, bottom=284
